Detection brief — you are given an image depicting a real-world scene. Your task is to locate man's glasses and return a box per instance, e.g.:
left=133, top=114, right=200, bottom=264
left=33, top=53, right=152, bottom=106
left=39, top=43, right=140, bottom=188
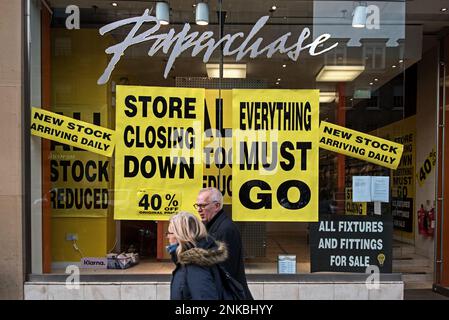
left=193, top=201, right=217, bottom=210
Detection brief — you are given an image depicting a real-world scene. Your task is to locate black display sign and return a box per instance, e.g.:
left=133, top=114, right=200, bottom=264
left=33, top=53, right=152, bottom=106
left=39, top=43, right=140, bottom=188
left=309, top=214, right=393, bottom=273
left=392, top=197, right=413, bottom=232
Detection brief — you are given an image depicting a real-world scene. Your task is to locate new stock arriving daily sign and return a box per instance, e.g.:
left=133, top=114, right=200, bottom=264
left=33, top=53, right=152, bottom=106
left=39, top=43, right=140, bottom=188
left=31, top=107, right=116, bottom=157
left=319, top=121, right=404, bottom=170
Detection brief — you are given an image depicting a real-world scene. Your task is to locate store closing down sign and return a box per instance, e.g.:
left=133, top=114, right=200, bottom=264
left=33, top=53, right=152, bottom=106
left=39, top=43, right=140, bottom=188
left=30, top=107, right=116, bottom=157
left=232, top=89, right=319, bottom=222
left=114, top=86, right=204, bottom=220
left=319, top=121, right=404, bottom=170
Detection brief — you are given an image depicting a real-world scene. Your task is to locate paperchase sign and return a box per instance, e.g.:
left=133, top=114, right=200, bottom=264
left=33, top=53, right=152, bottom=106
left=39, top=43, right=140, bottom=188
left=97, top=11, right=338, bottom=83
left=309, top=214, right=393, bottom=273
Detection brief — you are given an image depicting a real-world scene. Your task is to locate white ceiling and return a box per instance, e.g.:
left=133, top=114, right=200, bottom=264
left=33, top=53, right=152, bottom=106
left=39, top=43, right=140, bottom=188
left=46, top=0, right=447, bottom=120
left=47, top=0, right=449, bottom=33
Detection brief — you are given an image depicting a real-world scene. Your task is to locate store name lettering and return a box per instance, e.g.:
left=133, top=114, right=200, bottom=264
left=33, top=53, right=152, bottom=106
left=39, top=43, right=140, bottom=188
left=97, top=9, right=338, bottom=84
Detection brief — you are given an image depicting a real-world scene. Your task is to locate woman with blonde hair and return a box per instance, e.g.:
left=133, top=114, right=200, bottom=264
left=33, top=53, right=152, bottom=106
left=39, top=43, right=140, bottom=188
left=167, top=211, right=228, bottom=300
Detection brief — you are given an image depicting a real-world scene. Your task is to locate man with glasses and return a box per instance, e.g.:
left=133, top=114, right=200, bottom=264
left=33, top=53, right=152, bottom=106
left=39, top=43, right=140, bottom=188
left=194, top=187, right=253, bottom=300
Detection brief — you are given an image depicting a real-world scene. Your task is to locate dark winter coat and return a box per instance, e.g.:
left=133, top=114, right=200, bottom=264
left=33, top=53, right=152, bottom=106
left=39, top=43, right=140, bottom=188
left=206, top=209, right=254, bottom=300
left=170, top=237, right=228, bottom=300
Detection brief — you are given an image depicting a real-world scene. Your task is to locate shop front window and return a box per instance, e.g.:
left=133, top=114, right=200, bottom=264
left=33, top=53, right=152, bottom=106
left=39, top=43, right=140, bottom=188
left=29, top=0, right=430, bottom=279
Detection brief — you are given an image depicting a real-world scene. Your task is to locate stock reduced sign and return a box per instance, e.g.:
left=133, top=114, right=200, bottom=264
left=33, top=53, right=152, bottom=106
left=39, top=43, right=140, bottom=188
left=232, top=89, right=319, bottom=222
left=114, top=86, right=204, bottom=220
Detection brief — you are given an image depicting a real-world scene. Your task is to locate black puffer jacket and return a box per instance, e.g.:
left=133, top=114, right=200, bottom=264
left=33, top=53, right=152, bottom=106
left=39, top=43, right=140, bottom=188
left=170, top=237, right=228, bottom=300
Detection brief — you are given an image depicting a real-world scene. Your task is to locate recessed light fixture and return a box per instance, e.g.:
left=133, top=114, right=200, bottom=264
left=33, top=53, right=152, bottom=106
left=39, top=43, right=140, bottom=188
left=399, top=59, right=404, bottom=63
left=271, top=5, right=277, bottom=11
left=111, top=2, right=118, bottom=6
left=276, top=82, right=280, bottom=85
left=392, top=65, right=397, bottom=68
left=193, top=4, right=196, bottom=7
left=374, top=78, right=378, bottom=82
left=441, top=8, right=447, bottom=12
left=369, top=82, right=373, bottom=85
left=206, top=64, right=246, bottom=78
left=319, top=92, right=337, bottom=103
left=282, top=64, right=286, bottom=68
left=316, top=65, right=365, bottom=82
left=277, top=78, right=281, bottom=81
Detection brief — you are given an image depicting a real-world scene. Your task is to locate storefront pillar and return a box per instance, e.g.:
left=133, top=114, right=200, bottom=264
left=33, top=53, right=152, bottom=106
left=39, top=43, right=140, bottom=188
left=41, top=3, right=52, bottom=274
left=440, top=34, right=449, bottom=287
left=0, top=0, right=24, bottom=299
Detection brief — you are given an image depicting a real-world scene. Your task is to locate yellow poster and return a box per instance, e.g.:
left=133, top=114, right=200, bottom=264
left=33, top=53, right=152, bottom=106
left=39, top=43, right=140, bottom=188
left=232, top=89, right=319, bottom=222
left=114, top=86, right=204, bottom=220
left=319, top=121, right=404, bottom=170
left=417, top=148, right=436, bottom=187
left=374, top=116, right=416, bottom=238
left=46, top=110, right=111, bottom=218
left=203, top=90, right=232, bottom=204
left=345, top=187, right=367, bottom=215
left=49, top=28, right=115, bottom=261
left=31, top=107, right=116, bottom=157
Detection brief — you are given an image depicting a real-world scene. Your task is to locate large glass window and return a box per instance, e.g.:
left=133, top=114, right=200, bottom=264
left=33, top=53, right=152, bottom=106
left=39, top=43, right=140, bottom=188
left=29, top=0, right=433, bottom=280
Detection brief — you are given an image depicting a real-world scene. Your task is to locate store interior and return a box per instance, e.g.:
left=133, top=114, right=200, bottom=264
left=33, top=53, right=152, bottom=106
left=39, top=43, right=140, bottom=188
left=35, top=0, right=449, bottom=289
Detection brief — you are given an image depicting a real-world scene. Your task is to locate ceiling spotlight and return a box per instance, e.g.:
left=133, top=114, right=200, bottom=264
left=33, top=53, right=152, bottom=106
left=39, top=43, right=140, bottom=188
left=156, top=2, right=170, bottom=25
left=196, top=2, right=209, bottom=25
left=352, top=3, right=367, bottom=28
left=374, top=78, right=378, bottom=82
left=282, top=64, right=287, bottom=68
left=111, top=2, right=118, bottom=6
left=276, top=82, right=280, bottom=85
left=441, top=8, right=448, bottom=12
left=271, top=5, right=277, bottom=11
left=277, top=78, right=281, bottom=81
left=392, top=65, right=397, bottom=68
left=369, top=82, right=373, bottom=85
left=399, top=59, right=404, bottom=63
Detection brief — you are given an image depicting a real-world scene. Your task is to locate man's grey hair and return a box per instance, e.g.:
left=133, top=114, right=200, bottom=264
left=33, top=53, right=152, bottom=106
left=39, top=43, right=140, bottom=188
left=199, top=187, right=223, bottom=210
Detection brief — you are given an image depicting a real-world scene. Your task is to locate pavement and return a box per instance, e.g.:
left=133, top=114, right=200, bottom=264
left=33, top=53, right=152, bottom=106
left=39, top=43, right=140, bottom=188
left=404, top=289, right=449, bottom=300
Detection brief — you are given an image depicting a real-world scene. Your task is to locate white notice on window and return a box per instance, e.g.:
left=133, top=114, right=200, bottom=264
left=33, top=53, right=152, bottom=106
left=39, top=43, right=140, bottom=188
left=371, top=176, right=390, bottom=202
left=278, top=255, right=296, bottom=274
left=352, top=176, right=372, bottom=202
left=374, top=201, right=382, bottom=215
